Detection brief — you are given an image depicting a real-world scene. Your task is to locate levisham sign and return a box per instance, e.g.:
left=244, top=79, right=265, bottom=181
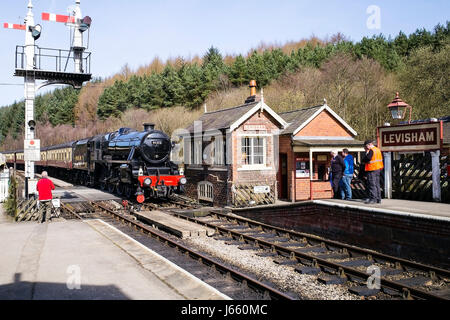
left=378, top=122, right=442, bottom=152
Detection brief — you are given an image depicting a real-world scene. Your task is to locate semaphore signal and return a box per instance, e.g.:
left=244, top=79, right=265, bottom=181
left=4, top=0, right=93, bottom=198
left=41, top=12, right=75, bottom=24
left=3, top=23, right=26, bottom=30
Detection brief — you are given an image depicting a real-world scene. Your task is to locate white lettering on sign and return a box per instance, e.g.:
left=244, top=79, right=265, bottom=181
left=382, top=131, right=435, bottom=144
left=244, top=125, right=267, bottom=131
left=254, top=186, right=270, bottom=194
left=378, top=122, right=441, bottom=152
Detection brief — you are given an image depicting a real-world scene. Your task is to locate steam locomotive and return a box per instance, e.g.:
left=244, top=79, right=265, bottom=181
left=2, top=123, right=186, bottom=203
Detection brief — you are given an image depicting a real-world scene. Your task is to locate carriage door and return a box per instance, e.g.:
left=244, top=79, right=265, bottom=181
left=88, top=141, right=94, bottom=171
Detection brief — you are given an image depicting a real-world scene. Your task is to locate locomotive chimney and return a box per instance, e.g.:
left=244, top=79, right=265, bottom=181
left=245, top=80, right=259, bottom=104
left=143, top=123, right=155, bottom=132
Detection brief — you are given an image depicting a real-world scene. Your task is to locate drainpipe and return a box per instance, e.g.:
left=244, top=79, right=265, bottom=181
left=309, top=149, right=314, bottom=200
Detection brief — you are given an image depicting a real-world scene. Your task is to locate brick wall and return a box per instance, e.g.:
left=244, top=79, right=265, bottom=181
left=184, top=166, right=232, bottom=206
left=296, top=110, right=352, bottom=137
left=233, top=203, right=450, bottom=269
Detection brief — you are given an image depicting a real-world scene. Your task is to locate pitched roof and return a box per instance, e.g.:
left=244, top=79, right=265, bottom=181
left=185, top=101, right=259, bottom=133
left=280, top=104, right=358, bottom=136
left=279, top=105, right=323, bottom=135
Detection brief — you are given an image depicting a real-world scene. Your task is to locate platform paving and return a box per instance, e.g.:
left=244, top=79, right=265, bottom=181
left=318, top=199, right=450, bottom=221
left=0, top=207, right=228, bottom=300
left=133, top=210, right=215, bottom=238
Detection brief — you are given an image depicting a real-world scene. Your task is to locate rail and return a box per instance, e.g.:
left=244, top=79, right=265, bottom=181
left=93, top=202, right=295, bottom=300
left=170, top=210, right=450, bottom=300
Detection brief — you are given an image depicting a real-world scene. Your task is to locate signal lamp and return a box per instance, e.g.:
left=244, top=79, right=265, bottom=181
left=30, top=24, right=42, bottom=40
left=28, top=120, right=36, bottom=131
left=79, top=16, right=91, bottom=32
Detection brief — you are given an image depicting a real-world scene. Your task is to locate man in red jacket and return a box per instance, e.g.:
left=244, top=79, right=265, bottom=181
left=36, top=171, right=55, bottom=223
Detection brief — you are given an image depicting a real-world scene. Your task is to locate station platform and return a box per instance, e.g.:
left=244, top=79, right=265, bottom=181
left=0, top=208, right=228, bottom=300
left=34, top=173, right=120, bottom=203
left=133, top=210, right=215, bottom=238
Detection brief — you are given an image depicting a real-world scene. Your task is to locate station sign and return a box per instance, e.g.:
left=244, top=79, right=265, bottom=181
left=24, top=139, right=41, bottom=161
left=378, top=122, right=442, bottom=152
left=254, top=185, right=270, bottom=194
left=244, top=125, right=267, bottom=131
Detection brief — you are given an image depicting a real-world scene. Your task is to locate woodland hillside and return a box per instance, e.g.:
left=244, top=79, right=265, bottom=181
left=0, top=22, right=449, bottom=150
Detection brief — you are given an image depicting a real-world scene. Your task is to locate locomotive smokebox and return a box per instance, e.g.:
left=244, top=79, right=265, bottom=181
left=143, top=123, right=155, bottom=132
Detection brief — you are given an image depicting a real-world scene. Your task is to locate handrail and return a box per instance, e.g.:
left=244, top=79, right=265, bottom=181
left=15, top=45, right=91, bottom=74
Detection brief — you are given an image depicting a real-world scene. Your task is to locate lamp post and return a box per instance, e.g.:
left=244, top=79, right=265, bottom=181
left=387, top=92, right=412, bottom=124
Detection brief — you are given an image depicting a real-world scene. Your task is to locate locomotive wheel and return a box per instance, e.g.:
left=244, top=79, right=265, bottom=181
left=116, top=184, right=124, bottom=196
left=107, top=183, right=116, bottom=194
left=100, top=181, right=107, bottom=191
left=125, top=185, right=133, bottom=199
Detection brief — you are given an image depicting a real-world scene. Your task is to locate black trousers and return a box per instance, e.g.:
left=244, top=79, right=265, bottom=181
left=366, top=170, right=381, bottom=201
left=332, top=174, right=342, bottom=198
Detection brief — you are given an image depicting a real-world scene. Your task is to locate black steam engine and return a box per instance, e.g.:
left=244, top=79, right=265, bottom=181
left=74, top=123, right=186, bottom=202
left=3, top=123, right=186, bottom=203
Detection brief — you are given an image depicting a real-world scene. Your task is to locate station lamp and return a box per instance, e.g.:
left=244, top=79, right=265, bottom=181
left=387, top=92, right=412, bottom=124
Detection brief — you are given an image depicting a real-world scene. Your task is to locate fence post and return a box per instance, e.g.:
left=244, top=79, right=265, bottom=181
left=383, top=152, right=392, bottom=199
left=431, top=150, right=441, bottom=202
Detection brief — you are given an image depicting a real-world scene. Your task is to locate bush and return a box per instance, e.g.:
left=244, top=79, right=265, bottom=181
left=3, top=175, right=18, bottom=217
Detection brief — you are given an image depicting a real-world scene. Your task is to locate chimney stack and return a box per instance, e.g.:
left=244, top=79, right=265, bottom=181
left=245, top=80, right=258, bottom=104
left=143, top=123, right=155, bottom=132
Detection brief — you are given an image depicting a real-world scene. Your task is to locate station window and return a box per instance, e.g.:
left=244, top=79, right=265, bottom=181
left=241, top=137, right=265, bottom=166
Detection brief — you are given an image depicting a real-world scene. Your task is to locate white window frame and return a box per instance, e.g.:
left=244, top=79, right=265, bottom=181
left=239, top=136, right=267, bottom=170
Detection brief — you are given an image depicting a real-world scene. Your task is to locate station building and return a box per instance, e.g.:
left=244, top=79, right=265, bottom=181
left=181, top=82, right=364, bottom=207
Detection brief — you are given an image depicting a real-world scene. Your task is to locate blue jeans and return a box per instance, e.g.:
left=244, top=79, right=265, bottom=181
left=340, top=174, right=353, bottom=200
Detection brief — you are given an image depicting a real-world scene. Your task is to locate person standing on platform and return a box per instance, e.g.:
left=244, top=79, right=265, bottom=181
left=330, top=150, right=345, bottom=199
left=340, top=149, right=354, bottom=200
left=362, top=140, right=384, bottom=204
left=36, top=171, right=55, bottom=223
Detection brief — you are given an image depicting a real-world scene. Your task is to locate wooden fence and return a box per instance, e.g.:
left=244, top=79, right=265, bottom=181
left=232, top=181, right=276, bottom=207
left=351, top=155, right=449, bottom=203
left=392, top=154, right=449, bottom=203
left=350, top=162, right=384, bottom=200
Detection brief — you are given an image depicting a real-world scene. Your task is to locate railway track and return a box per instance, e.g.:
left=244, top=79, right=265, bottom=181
left=56, top=188, right=450, bottom=300
left=83, top=201, right=296, bottom=300
left=165, top=208, right=450, bottom=300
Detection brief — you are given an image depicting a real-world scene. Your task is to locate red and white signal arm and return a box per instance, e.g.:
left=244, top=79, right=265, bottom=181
left=24, top=139, right=41, bottom=161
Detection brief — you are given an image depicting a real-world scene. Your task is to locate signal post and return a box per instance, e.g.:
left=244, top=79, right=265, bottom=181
left=5, top=0, right=92, bottom=197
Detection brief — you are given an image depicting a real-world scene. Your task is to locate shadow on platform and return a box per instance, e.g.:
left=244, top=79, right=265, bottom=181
left=0, top=273, right=130, bottom=300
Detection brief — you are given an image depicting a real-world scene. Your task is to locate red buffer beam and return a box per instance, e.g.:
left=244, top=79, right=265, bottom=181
left=41, top=12, right=75, bottom=23
left=3, top=23, right=26, bottom=30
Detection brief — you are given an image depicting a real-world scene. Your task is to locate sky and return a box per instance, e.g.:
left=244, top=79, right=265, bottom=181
left=0, top=0, right=449, bottom=107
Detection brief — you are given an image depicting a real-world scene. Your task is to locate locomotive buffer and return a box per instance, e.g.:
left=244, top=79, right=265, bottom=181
left=6, top=0, right=92, bottom=196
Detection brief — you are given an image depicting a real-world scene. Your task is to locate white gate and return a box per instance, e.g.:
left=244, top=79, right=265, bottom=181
left=198, top=181, right=214, bottom=203
left=0, top=172, right=9, bottom=202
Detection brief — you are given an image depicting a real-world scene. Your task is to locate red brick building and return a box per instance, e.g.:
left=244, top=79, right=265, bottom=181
left=182, top=85, right=363, bottom=207
left=278, top=103, right=364, bottom=201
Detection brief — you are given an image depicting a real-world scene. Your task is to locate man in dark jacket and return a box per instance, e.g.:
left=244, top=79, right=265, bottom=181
left=330, top=150, right=345, bottom=199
